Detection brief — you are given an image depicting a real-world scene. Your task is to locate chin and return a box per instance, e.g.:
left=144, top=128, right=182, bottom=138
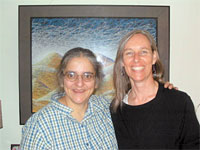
left=132, top=76, right=145, bottom=82
left=73, top=97, right=89, bottom=104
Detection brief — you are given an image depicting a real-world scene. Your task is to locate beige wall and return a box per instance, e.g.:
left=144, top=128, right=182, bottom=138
left=0, top=0, right=200, bottom=149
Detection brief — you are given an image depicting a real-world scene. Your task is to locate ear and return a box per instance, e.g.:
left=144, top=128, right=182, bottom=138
left=95, top=83, right=98, bottom=89
left=94, top=79, right=99, bottom=89
left=121, top=61, right=124, bottom=67
left=152, top=51, right=158, bottom=65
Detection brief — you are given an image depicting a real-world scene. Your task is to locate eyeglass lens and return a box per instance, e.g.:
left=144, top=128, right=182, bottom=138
left=64, top=71, right=95, bottom=82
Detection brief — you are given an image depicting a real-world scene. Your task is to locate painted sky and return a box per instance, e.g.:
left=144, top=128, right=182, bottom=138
left=31, top=17, right=157, bottom=64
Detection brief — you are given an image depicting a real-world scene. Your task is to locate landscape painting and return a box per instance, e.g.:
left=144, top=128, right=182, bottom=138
left=19, top=5, right=169, bottom=124
left=31, top=17, right=157, bottom=112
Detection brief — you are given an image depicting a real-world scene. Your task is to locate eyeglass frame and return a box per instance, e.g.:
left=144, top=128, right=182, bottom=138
left=63, top=71, right=96, bottom=82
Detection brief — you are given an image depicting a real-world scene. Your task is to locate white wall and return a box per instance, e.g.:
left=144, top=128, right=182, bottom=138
left=0, top=0, right=200, bottom=149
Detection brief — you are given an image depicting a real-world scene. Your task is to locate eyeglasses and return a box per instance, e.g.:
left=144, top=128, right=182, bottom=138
left=64, top=71, right=95, bottom=82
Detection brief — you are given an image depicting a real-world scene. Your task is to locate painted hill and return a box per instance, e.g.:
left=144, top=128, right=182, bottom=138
left=32, top=52, right=115, bottom=112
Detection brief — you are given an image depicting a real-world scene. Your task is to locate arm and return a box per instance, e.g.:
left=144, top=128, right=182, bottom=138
left=20, top=115, right=50, bottom=150
left=179, top=95, right=200, bottom=149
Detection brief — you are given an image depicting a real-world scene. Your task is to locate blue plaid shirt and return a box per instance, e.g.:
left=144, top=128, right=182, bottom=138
left=20, top=93, right=118, bottom=150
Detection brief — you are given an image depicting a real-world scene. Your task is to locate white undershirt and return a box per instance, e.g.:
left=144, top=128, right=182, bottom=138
left=122, top=90, right=131, bottom=104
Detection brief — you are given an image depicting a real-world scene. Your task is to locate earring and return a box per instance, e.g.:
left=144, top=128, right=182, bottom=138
left=121, top=67, right=125, bottom=76
left=152, top=64, right=156, bottom=76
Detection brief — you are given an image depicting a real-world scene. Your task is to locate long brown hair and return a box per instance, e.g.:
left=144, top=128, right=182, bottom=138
left=111, top=30, right=164, bottom=112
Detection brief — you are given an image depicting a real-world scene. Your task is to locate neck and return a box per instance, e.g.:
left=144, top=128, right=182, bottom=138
left=128, top=79, right=158, bottom=106
left=59, top=96, right=88, bottom=122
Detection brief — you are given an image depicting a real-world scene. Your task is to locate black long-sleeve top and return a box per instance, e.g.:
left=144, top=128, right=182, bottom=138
left=111, top=83, right=200, bottom=149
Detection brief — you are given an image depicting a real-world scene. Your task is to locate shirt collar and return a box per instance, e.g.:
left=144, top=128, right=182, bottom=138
left=50, top=93, right=105, bottom=120
left=122, top=89, right=131, bottom=104
left=51, top=92, right=72, bottom=114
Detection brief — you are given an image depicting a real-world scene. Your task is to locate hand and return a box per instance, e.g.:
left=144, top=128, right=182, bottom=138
left=164, top=81, right=178, bottom=90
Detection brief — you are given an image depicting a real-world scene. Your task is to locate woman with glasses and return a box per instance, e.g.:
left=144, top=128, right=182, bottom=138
left=20, top=47, right=118, bottom=150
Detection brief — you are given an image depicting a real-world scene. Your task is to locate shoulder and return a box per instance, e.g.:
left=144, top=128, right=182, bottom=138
left=89, top=95, right=111, bottom=109
left=159, top=83, right=194, bottom=109
left=21, top=104, right=55, bottom=149
left=23, top=102, right=55, bottom=128
left=21, top=102, right=56, bottom=142
left=160, top=83, right=190, bottom=99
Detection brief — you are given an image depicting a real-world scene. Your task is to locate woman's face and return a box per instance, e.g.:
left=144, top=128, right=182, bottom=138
left=63, top=56, right=96, bottom=105
left=122, top=33, right=157, bottom=83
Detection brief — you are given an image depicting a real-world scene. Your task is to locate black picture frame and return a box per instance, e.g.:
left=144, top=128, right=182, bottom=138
left=19, top=5, right=170, bottom=125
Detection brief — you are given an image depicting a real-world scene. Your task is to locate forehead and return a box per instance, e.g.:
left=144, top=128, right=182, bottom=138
left=124, top=33, right=151, bottom=49
left=65, top=56, right=94, bottom=72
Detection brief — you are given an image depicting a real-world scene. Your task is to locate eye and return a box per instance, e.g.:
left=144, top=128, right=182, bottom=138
left=65, top=71, right=76, bottom=79
left=140, top=49, right=149, bottom=55
left=82, top=72, right=95, bottom=81
left=124, top=50, right=134, bottom=56
left=83, top=72, right=94, bottom=79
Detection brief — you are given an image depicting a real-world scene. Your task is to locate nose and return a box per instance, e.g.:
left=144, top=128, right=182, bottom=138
left=75, top=75, right=84, bottom=87
left=133, top=53, right=140, bottom=63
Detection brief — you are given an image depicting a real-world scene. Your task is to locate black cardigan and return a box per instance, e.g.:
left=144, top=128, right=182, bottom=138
left=111, top=83, right=200, bottom=149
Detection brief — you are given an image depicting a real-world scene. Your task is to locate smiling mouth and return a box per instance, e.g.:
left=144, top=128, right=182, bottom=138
left=131, top=67, right=144, bottom=71
left=73, top=89, right=85, bottom=93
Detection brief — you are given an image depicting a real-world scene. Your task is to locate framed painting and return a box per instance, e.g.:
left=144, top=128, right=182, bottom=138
left=19, top=5, right=170, bottom=124
left=11, top=144, right=20, bottom=150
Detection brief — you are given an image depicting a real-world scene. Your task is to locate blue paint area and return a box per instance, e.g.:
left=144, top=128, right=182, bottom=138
left=31, top=17, right=156, bottom=64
